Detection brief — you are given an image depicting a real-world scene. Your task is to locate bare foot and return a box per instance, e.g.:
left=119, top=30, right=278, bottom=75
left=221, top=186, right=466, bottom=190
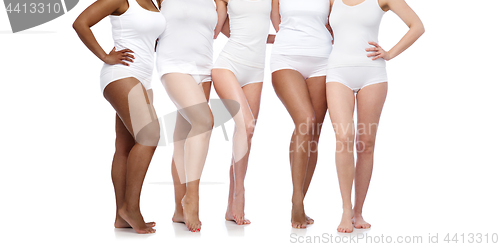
left=352, top=214, right=371, bottom=229
left=305, top=214, right=314, bottom=225
left=118, top=207, right=156, bottom=234
left=225, top=192, right=250, bottom=225
left=182, top=196, right=201, bottom=232
left=115, top=214, right=155, bottom=228
left=337, top=209, right=354, bottom=233
left=172, top=209, right=185, bottom=223
left=291, top=201, right=307, bottom=229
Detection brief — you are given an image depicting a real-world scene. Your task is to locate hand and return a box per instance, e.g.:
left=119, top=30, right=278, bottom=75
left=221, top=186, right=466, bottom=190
left=366, top=42, right=392, bottom=61
left=266, top=34, right=276, bottom=44
left=103, top=47, right=134, bottom=66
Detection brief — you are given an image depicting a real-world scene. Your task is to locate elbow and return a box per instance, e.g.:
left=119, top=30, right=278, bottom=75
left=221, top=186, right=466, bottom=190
left=416, top=22, right=425, bottom=36
left=410, top=22, right=425, bottom=38
left=72, top=20, right=83, bottom=33
left=417, top=22, right=425, bottom=36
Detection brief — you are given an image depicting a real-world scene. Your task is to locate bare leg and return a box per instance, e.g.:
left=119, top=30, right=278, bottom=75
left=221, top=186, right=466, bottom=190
left=104, top=78, right=160, bottom=234
left=112, top=110, right=155, bottom=228
left=162, top=74, right=213, bottom=232
left=301, top=76, right=328, bottom=225
left=171, top=82, right=211, bottom=224
left=171, top=112, right=190, bottom=224
left=272, top=70, right=317, bottom=229
left=326, top=81, right=356, bottom=233
left=352, top=82, right=387, bottom=229
left=212, top=68, right=263, bottom=225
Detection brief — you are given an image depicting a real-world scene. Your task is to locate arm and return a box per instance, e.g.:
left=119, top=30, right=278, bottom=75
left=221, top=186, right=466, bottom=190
left=221, top=16, right=231, bottom=38
left=266, top=34, right=275, bottom=44
left=270, top=0, right=280, bottom=32
left=214, top=0, right=228, bottom=38
left=367, top=0, right=425, bottom=61
left=327, top=0, right=334, bottom=43
left=72, top=0, right=134, bottom=65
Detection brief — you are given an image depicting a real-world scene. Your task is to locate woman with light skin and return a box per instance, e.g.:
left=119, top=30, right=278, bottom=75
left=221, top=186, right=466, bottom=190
left=73, top=0, right=165, bottom=234
left=156, top=0, right=223, bottom=232
left=326, top=0, right=424, bottom=233
left=212, top=0, right=274, bottom=225
left=270, top=0, right=334, bottom=229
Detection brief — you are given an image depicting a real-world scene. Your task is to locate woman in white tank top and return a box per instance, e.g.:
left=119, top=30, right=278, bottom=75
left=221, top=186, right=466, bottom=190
left=270, top=0, right=333, bottom=229
left=73, top=0, right=166, bottom=234
left=155, top=0, right=221, bottom=233
left=326, top=0, right=424, bottom=233
left=212, top=0, right=273, bottom=226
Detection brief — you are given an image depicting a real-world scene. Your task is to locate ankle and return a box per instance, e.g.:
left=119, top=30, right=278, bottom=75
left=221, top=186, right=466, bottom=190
left=352, top=209, right=363, bottom=216
left=342, top=206, right=353, bottom=213
left=291, top=195, right=304, bottom=205
left=233, top=188, right=245, bottom=197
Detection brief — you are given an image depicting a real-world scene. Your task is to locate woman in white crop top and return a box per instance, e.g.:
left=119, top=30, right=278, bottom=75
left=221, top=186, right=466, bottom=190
left=270, top=0, right=334, bottom=229
left=326, top=0, right=424, bottom=233
left=73, top=0, right=166, bottom=234
left=212, top=0, right=273, bottom=226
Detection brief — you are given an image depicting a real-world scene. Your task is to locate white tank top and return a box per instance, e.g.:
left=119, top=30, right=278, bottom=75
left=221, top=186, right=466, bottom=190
left=109, top=0, right=166, bottom=79
left=219, top=0, right=271, bottom=68
left=272, top=0, right=332, bottom=58
left=156, top=0, right=218, bottom=75
left=329, top=0, right=386, bottom=67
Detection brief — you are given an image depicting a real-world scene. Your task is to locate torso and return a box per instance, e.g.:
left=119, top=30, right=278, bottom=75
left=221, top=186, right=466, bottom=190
left=156, top=0, right=218, bottom=76
left=219, top=0, right=271, bottom=68
left=328, top=0, right=386, bottom=68
left=272, top=0, right=333, bottom=57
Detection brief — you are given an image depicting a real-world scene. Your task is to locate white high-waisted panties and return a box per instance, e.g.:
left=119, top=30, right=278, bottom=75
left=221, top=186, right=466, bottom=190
left=326, top=66, right=388, bottom=93
left=270, top=54, right=328, bottom=79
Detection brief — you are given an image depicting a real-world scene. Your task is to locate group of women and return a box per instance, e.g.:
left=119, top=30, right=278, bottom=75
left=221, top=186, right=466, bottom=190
left=73, top=0, right=424, bottom=234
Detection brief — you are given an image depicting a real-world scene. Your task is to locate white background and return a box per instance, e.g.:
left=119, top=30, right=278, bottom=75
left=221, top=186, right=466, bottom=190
left=1, top=0, right=499, bottom=246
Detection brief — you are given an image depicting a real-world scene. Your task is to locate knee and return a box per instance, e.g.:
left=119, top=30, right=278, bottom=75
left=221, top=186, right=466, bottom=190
left=296, top=115, right=316, bottom=137
left=335, top=133, right=355, bottom=152
left=135, top=119, right=161, bottom=147
left=114, top=139, right=134, bottom=156
left=236, top=117, right=256, bottom=140
left=190, top=111, right=214, bottom=133
left=356, top=138, right=375, bottom=155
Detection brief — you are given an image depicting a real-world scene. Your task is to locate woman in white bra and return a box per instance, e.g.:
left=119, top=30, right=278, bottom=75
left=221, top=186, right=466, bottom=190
left=73, top=0, right=166, bottom=234
left=212, top=0, right=273, bottom=226
left=156, top=0, right=221, bottom=233
left=326, top=0, right=424, bottom=233
left=270, top=0, right=333, bottom=229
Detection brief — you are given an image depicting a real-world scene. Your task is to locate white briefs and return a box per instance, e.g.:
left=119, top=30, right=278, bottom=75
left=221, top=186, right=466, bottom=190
left=326, top=66, right=387, bottom=92
left=213, top=55, right=265, bottom=87
left=271, top=54, right=328, bottom=79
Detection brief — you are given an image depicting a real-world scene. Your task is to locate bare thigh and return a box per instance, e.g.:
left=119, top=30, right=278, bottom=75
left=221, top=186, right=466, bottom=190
left=104, top=77, right=159, bottom=146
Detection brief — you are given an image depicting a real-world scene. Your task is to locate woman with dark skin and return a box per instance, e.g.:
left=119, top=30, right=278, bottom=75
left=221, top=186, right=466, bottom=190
left=73, top=0, right=165, bottom=234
